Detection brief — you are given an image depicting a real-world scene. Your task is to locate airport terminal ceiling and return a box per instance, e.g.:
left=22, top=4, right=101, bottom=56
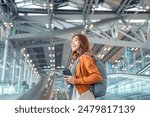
left=0, top=0, right=150, bottom=78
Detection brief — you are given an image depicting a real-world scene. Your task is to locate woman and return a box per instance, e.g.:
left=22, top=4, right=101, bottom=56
left=64, top=34, right=102, bottom=100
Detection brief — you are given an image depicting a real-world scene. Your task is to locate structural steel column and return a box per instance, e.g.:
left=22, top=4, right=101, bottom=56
left=140, top=48, right=144, bottom=68
left=11, top=50, right=16, bottom=86
left=133, top=52, right=137, bottom=69
left=148, top=22, right=150, bottom=47
left=27, top=64, right=30, bottom=87
left=17, top=59, right=22, bottom=93
left=1, top=39, right=9, bottom=94
left=23, top=57, right=27, bottom=81
left=29, top=68, right=33, bottom=88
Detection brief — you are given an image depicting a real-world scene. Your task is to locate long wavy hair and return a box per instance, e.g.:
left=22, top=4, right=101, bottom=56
left=70, top=34, right=92, bottom=64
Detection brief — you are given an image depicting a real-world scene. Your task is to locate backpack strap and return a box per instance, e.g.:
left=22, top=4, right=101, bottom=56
left=70, top=52, right=94, bottom=75
left=70, top=57, right=79, bottom=75
left=83, top=52, right=95, bottom=61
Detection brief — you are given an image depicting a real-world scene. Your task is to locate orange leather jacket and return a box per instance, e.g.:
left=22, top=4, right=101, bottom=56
left=74, top=54, right=103, bottom=94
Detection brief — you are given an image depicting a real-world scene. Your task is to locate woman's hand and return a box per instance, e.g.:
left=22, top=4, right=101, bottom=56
left=64, top=76, right=76, bottom=84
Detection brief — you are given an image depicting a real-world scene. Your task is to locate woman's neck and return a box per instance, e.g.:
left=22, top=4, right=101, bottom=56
left=76, top=50, right=82, bottom=56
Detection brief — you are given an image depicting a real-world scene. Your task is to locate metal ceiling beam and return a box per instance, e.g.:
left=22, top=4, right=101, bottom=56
left=8, top=16, right=121, bottom=40
left=117, top=0, right=130, bottom=14
left=53, top=17, right=79, bottom=26
left=91, top=30, right=110, bottom=40
left=85, top=0, right=94, bottom=16
left=119, top=31, right=142, bottom=43
left=18, top=8, right=83, bottom=14
left=82, top=0, right=89, bottom=14
left=139, top=29, right=147, bottom=43
left=17, top=8, right=150, bottom=17
left=87, top=36, right=150, bottom=49
left=3, top=0, right=18, bottom=16
left=26, top=11, right=150, bottom=19
left=98, top=29, right=112, bottom=40
left=0, top=3, right=8, bottom=22
left=16, top=25, right=47, bottom=33
left=130, top=29, right=144, bottom=42
left=18, top=39, right=65, bottom=49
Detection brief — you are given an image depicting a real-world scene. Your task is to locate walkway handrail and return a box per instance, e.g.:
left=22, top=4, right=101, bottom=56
left=18, top=77, right=48, bottom=100
left=137, top=63, right=150, bottom=74
left=108, top=73, right=150, bottom=81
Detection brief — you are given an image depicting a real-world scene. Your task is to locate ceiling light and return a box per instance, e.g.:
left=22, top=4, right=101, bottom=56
left=128, top=25, right=131, bottom=29
left=92, top=5, right=96, bottom=8
left=46, top=24, right=49, bottom=28
left=145, top=55, right=150, bottom=58
left=140, top=6, right=143, bottom=9
left=4, top=22, right=7, bottom=25
left=146, top=6, right=150, bottom=10
left=108, top=47, right=111, bottom=50
left=51, top=24, right=54, bottom=29
left=49, top=3, right=53, bottom=9
left=89, top=24, right=94, bottom=29
left=85, top=25, right=88, bottom=29
left=121, top=25, right=126, bottom=29
left=101, top=55, right=104, bottom=58
left=48, top=47, right=51, bottom=50
left=115, top=60, right=118, bottom=63
left=104, top=47, right=107, bottom=51
left=43, top=3, right=46, bottom=7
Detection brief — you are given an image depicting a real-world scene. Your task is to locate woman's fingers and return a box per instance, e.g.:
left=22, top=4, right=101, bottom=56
left=64, top=77, right=70, bottom=84
left=64, top=76, right=75, bottom=84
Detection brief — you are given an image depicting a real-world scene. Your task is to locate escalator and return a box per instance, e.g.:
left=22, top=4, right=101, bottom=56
left=1, top=64, right=149, bottom=100
left=137, top=63, right=150, bottom=75
left=98, top=73, right=150, bottom=100
left=49, top=63, right=150, bottom=100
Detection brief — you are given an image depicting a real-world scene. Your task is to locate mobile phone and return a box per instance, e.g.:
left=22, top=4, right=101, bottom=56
left=63, top=69, right=72, bottom=78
